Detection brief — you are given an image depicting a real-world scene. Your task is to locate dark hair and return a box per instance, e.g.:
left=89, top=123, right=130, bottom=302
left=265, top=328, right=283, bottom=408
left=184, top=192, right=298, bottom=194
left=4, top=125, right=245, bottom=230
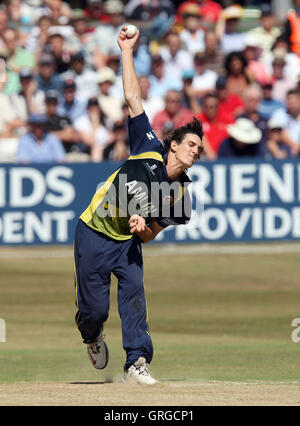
left=286, top=88, right=299, bottom=97
left=224, top=51, right=248, bottom=75
left=162, top=117, right=203, bottom=153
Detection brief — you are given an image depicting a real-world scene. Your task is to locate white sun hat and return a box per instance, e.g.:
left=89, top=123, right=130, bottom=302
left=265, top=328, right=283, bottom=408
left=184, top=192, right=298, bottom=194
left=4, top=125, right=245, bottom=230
left=227, top=118, right=262, bottom=144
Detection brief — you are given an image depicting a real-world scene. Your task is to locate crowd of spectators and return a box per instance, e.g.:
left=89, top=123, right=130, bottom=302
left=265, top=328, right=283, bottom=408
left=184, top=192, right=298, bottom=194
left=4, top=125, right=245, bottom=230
left=0, top=0, right=300, bottom=164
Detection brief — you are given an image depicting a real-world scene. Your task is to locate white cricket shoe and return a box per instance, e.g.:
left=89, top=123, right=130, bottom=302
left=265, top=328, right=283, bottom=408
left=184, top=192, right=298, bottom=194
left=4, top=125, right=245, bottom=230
left=123, top=357, right=158, bottom=385
left=87, top=332, right=109, bottom=370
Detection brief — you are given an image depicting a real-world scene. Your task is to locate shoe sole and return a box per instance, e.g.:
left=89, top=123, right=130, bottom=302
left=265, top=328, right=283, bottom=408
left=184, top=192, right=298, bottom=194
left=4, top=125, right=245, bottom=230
left=88, top=341, right=109, bottom=370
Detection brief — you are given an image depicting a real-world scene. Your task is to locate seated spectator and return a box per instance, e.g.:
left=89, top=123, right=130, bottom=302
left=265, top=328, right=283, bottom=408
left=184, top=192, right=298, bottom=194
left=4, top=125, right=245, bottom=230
left=203, top=30, right=225, bottom=76
left=35, top=53, right=63, bottom=94
left=9, top=68, right=45, bottom=134
left=46, top=32, right=71, bottom=74
left=181, top=69, right=201, bottom=115
left=177, top=0, right=222, bottom=26
left=103, top=120, right=129, bottom=162
left=178, top=4, right=205, bottom=55
left=3, top=27, right=35, bottom=94
left=196, top=92, right=235, bottom=154
left=84, top=0, right=107, bottom=24
left=191, top=51, right=218, bottom=100
left=139, top=75, right=165, bottom=123
left=270, top=89, right=300, bottom=149
left=258, top=81, right=285, bottom=120
left=246, top=3, right=281, bottom=62
left=0, top=82, right=22, bottom=138
left=224, top=51, right=252, bottom=98
left=97, top=67, right=123, bottom=123
left=264, top=38, right=299, bottom=84
left=0, top=9, right=8, bottom=52
left=271, top=50, right=297, bottom=104
left=158, top=31, right=193, bottom=82
left=25, top=14, right=53, bottom=56
left=216, top=5, right=246, bottom=54
left=68, top=9, right=94, bottom=55
left=148, top=54, right=182, bottom=98
left=152, top=89, right=194, bottom=139
left=243, top=36, right=271, bottom=86
left=62, top=51, right=98, bottom=101
left=88, top=0, right=125, bottom=68
left=57, top=78, right=87, bottom=124
left=74, top=97, right=110, bottom=162
left=218, top=118, right=264, bottom=157
left=215, top=76, right=245, bottom=117
left=238, top=84, right=268, bottom=152
left=17, top=113, right=65, bottom=163
left=43, top=89, right=83, bottom=154
left=266, top=117, right=296, bottom=159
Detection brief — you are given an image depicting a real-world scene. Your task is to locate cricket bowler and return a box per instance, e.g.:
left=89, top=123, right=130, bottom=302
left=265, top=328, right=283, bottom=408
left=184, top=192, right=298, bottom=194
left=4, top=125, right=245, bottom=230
left=74, top=27, right=203, bottom=385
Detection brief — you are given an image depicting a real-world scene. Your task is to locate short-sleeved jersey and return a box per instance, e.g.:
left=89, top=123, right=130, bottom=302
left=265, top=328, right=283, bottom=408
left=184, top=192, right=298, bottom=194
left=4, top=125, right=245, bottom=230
left=80, top=112, right=192, bottom=241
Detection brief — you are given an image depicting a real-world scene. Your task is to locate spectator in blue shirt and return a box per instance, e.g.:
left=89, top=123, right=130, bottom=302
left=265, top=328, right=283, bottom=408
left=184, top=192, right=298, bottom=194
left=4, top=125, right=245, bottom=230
left=35, top=53, right=63, bottom=94
left=57, top=78, right=87, bottom=124
left=17, top=114, right=66, bottom=163
left=258, top=82, right=285, bottom=120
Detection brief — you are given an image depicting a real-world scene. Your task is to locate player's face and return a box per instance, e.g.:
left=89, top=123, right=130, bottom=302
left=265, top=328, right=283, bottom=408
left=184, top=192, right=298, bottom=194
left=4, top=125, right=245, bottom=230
left=172, top=133, right=203, bottom=168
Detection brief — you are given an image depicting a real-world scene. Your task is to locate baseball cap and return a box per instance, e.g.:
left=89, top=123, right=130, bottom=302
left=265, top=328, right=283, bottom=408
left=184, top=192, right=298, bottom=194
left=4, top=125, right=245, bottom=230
left=216, top=76, right=227, bottom=90
left=223, top=4, right=244, bottom=20
left=28, top=113, right=48, bottom=125
left=182, top=69, right=195, bottom=80
left=260, top=3, right=273, bottom=17
left=268, top=117, right=283, bottom=130
left=71, top=51, right=85, bottom=62
left=39, top=53, right=55, bottom=65
left=63, top=78, right=76, bottom=90
left=151, top=54, right=164, bottom=64
left=104, top=0, right=124, bottom=14
left=180, top=4, right=202, bottom=18
left=19, top=68, right=33, bottom=79
left=97, top=67, right=116, bottom=84
left=45, top=89, right=59, bottom=102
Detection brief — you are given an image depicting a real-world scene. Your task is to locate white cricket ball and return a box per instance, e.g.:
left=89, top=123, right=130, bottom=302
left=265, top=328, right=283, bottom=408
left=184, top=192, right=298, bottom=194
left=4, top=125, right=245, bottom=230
left=125, top=24, right=138, bottom=38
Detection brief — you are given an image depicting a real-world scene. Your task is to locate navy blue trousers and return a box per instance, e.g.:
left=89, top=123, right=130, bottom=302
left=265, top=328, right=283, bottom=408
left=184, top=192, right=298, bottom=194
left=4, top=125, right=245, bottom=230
left=74, top=219, right=153, bottom=370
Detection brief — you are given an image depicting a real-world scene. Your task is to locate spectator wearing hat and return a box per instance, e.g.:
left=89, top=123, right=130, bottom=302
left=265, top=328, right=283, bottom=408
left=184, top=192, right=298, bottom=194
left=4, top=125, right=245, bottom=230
left=35, top=53, right=63, bottom=94
left=178, top=4, right=206, bottom=56
left=266, top=117, right=296, bottom=159
left=8, top=68, right=45, bottom=133
left=57, top=78, right=87, bottom=124
left=96, top=66, right=123, bottom=123
left=196, top=92, right=235, bottom=155
left=271, top=50, right=296, bottom=104
left=263, top=37, right=299, bottom=84
left=258, top=81, right=285, bottom=120
left=191, top=51, right=218, bottom=100
left=103, top=120, right=129, bottom=162
left=88, top=0, right=125, bottom=69
left=215, top=76, right=245, bottom=118
left=61, top=51, right=98, bottom=101
left=148, top=54, right=183, bottom=98
left=203, top=30, right=225, bottom=76
left=216, top=4, right=246, bottom=55
left=2, top=27, right=35, bottom=95
left=177, top=0, right=222, bottom=25
left=270, top=89, right=300, bottom=152
left=158, top=31, right=193, bottom=82
left=43, top=89, right=83, bottom=154
left=246, top=4, right=281, bottom=62
left=74, top=97, right=111, bottom=162
left=151, top=89, right=194, bottom=140
left=218, top=118, right=264, bottom=158
left=17, top=113, right=66, bottom=163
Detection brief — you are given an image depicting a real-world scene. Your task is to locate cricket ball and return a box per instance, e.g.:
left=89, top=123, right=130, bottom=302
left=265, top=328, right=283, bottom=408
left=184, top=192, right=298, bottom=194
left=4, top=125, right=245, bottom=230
left=125, top=24, right=138, bottom=38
